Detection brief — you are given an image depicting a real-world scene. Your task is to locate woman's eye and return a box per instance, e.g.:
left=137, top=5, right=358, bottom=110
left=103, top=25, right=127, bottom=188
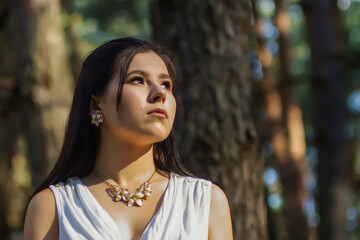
left=130, top=77, right=144, bottom=84
left=161, top=81, right=172, bottom=90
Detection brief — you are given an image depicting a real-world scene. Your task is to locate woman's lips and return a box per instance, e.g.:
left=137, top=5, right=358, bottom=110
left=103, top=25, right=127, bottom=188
left=147, top=108, right=168, bottom=119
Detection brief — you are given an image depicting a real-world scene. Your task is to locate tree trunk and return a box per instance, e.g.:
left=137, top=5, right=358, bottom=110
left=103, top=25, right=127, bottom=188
left=9, top=0, right=73, bottom=187
left=0, top=1, right=25, bottom=237
left=0, top=120, right=14, bottom=239
left=301, top=1, right=347, bottom=239
left=0, top=0, right=72, bottom=235
left=61, top=0, right=83, bottom=80
left=274, top=0, right=310, bottom=239
left=151, top=0, right=267, bottom=239
left=251, top=0, right=310, bottom=239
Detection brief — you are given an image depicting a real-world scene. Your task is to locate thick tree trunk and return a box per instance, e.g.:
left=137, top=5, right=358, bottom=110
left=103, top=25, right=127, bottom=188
left=0, top=0, right=72, bottom=235
left=301, top=1, right=347, bottom=240
left=0, top=1, right=13, bottom=238
left=151, top=0, right=267, bottom=239
left=9, top=0, right=73, bottom=187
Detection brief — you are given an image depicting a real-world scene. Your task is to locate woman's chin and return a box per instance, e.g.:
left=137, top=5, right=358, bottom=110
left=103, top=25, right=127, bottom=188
left=142, top=127, right=171, bottom=141
left=123, top=132, right=169, bottom=146
left=146, top=135, right=170, bottom=145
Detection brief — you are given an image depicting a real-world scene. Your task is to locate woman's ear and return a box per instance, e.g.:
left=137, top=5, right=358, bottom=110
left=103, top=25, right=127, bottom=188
left=89, top=94, right=102, bottom=116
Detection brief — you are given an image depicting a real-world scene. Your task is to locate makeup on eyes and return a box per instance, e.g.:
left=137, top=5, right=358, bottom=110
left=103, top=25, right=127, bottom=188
left=126, top=75, right=173, bottom=91
left=128, top=76, right=144, bottom=84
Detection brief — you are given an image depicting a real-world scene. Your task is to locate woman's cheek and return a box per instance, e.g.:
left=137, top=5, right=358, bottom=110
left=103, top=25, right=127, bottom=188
left=169, top=97, right=177, bottom=121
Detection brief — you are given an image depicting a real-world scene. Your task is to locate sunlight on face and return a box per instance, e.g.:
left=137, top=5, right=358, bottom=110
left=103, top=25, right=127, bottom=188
left=98, top=51, right=177, bottom=146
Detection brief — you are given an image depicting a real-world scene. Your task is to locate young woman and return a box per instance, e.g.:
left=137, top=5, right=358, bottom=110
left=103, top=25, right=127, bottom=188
left=23, top=37, right=233, bottom=240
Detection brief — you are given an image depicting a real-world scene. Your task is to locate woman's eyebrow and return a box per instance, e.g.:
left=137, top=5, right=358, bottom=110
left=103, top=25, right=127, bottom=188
left=126, top=70, right=171, bottom=80
left=159, top=73, right=171, bottom=79
left=126, top=70, right=148, bottom=78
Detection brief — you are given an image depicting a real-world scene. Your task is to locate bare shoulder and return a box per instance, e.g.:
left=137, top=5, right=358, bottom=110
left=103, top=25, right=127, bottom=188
left=210, top=184, right=229, bottom=204
left=209, top=184, right=233, bottom=240
left=23, top=188, right=58, bottom=240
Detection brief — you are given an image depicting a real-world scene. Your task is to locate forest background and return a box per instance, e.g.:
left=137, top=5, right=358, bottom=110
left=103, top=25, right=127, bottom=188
left=0, top=0, right=359, bottom=240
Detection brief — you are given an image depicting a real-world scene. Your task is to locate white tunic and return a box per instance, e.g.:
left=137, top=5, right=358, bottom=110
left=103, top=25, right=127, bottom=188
left=49, top=172, right=212, bottom=240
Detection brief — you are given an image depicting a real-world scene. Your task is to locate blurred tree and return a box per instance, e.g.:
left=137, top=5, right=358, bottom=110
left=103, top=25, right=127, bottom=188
left=0, top=0, right=21, bottom=238
left=152, top=0, right=267, bottom=239
left=302, top=0, right=348, bottom=240
left=61, top=0, right=83, bottom=81
left=274, top=0, right=310, bottom=239
left=0, top=0, right=72, bottom=237
left=251, top=2, right=288, bottom=238
left=251, top=0, right=310, bottom=239
left=71, top=0, right=151, bottom=43
left=9, top=0, right=73, bottom=187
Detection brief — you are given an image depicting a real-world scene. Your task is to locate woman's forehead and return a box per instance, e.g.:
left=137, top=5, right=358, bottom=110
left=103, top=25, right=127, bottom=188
left=127, top=51, right=169, bottom=74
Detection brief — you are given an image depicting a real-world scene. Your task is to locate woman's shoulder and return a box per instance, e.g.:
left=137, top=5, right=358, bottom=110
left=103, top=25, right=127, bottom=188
left=26, top=189, right=57, bottom=220
left=210, top=184, right=228, bottom=203
left=23, top=188, right=58, bottom=239
left=208, top=184, right=233, bottom=239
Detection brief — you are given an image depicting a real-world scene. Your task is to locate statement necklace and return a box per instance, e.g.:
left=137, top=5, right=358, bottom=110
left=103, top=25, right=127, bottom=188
left=93, top=169, right=156, bottom=207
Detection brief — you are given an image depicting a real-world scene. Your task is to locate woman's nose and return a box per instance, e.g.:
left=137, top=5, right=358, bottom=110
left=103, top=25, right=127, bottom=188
left=149, top=85, right=166, bottom=103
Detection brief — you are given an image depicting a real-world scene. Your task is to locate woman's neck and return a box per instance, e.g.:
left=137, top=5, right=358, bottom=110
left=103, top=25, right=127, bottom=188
left=93, top=136, right=156, bottom=189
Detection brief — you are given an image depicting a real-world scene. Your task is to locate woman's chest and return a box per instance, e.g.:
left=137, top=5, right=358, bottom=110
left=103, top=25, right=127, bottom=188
left=102, top=196, right=163, bottom=239
left=86, top=178, right=169, bottom=239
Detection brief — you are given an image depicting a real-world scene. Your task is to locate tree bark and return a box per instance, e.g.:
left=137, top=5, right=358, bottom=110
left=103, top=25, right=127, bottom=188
left=151, top=0, right=267, bottom=239
left=301, top=1, right=347, bottom=239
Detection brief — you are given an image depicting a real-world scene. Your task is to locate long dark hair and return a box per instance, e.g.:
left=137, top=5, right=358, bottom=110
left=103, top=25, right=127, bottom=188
left=32, top=37, right=192, bottom=197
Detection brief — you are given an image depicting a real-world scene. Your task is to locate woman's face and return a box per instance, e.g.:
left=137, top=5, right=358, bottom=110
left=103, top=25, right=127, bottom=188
left=95, top=51, right=176, bottom=146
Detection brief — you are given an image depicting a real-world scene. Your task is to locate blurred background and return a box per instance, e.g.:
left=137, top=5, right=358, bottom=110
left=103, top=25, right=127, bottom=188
left=0, top=0, right=359, bottom=239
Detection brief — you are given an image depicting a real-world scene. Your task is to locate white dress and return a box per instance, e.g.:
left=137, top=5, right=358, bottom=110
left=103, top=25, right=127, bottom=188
left=49, top=172, right=212, bottom=240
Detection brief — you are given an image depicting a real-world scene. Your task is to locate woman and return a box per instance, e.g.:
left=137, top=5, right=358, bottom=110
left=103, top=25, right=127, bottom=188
left=24, top=37, right=233, bottom=239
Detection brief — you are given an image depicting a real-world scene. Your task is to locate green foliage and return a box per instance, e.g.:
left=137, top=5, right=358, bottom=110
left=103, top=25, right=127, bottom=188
left=70, top=0, right=151, bottom=45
